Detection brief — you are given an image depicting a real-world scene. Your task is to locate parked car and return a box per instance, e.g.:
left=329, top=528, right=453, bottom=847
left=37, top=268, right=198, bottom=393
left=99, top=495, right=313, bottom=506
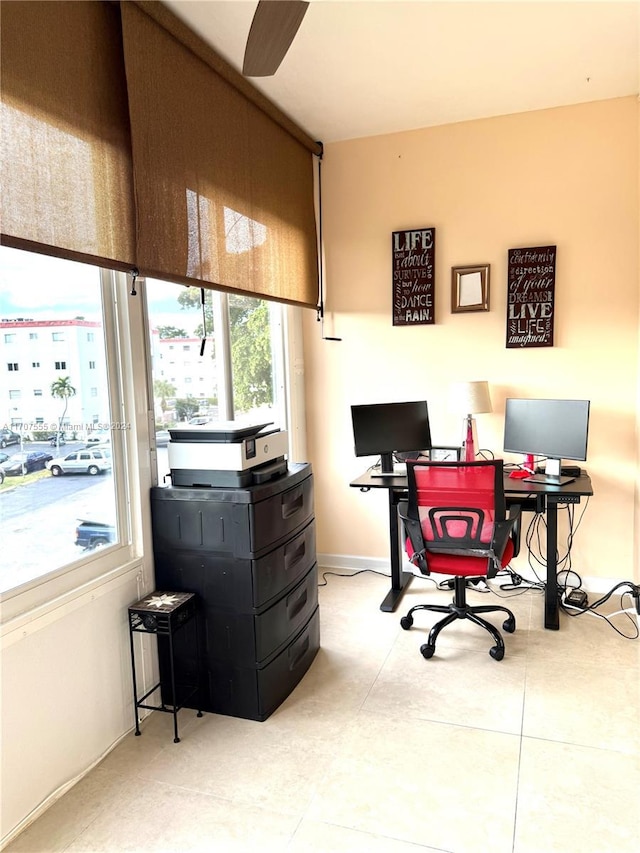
left=0, top=450, right=53, bottom=476
left=0, top=452, right=9, bottom=465
left=0, top=428, right=21, bottom=448
left=86, top=429, right=111, bottom=445
left=0, top=469, right=4, bottom=485
left=75, top=519, right=117, bottom=550
left=47, top=448, right=112, bottom=476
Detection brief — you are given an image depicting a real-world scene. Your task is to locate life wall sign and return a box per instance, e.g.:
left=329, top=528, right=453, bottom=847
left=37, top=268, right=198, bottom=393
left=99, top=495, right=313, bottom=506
left=392, top=227, right=436, bottom=326
left=506, top=245, right=556, bottom=348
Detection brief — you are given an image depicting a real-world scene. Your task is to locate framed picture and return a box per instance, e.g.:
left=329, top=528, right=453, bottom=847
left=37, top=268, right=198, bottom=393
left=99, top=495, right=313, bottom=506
left=430, top=446, right=462, bottom=462
left=451, top=264, right=490, bottom=313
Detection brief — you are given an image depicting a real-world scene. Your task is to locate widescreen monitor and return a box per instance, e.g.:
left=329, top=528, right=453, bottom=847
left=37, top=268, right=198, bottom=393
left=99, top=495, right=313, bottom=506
left=503, top=398, right=590, bottom=483
left=351, top=400, right=432, bottom=474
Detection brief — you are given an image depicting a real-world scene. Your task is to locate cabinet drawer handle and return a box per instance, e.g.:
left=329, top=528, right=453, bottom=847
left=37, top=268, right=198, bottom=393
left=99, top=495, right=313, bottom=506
left=287, top=587, right=308, bottom=620
left=284, top=539, right=306, bottom=571
left=282, top=488, right=304, bottom=519
left=289, top=636, right=309, bottom=670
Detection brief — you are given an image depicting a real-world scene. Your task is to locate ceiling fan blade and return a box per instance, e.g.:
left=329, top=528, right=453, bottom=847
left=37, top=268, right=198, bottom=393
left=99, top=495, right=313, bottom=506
left=243, top=1, right=309, bottom=77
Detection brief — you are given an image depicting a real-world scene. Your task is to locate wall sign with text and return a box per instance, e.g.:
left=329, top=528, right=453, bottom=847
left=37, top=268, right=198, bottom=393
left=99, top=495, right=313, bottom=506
left=392, top=227, right=436, bottom=326
left=506, top=245, right=556, bottom=348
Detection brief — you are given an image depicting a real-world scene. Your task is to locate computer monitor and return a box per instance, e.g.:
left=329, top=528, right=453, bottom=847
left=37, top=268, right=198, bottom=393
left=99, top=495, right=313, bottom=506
left=503, top=398, right=590, bottom=484
left=351, top=400, right=432, bottom=474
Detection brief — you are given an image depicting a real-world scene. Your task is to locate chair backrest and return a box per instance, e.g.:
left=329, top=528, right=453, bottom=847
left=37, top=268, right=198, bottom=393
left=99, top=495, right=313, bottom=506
left=406, top=458, right=506, bottom=524
left=402, top=459, right=512, bottom=577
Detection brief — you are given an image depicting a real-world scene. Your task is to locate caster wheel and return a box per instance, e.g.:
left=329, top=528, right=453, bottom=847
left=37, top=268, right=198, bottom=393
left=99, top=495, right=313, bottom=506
left=400, top=615, right=413, bottom=630
left=490, top=645, right=505, bottom=661
left=503, top=616, right=516, bottom=633
left=420, top=643, right=435, bottom=659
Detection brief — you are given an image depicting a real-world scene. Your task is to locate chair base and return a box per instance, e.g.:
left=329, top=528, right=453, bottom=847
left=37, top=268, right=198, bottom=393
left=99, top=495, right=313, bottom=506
left=400, top=575, right=515, bottom=660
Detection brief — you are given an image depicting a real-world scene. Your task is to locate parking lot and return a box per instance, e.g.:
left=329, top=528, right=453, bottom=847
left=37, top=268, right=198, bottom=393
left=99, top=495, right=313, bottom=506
left=1, top=441, right=117, bottom=592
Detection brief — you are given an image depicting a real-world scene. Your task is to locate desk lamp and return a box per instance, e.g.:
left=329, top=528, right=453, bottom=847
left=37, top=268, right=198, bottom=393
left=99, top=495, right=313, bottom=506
left=450, top=381, right=492, bottom=462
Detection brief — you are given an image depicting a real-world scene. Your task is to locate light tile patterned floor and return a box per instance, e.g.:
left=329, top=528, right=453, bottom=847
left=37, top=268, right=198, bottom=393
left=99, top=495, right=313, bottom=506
left=7, top=569, right=640, bottom=852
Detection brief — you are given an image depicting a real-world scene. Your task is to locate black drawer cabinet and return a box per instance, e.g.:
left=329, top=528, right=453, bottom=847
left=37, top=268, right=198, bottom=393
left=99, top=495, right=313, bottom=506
left=151, top=463, right=320, bottom=721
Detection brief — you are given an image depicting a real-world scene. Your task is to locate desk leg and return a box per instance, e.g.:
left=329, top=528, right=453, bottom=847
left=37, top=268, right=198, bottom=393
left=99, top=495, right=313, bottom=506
left=380, top=489, right=413, bottom=612
left=545, top=502, right=560, bottom=630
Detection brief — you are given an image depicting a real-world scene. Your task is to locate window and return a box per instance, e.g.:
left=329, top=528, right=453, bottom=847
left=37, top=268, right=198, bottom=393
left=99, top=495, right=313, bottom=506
left=87, top=332, right=94, bottom=341
left=0, top=246, right=136, bottom=610
left=52, top=332, right=65, bottom=341
left=182, top=344, right=190, bottom=351
left=146, top=280, right=287, bottom=484
left=29, top=332, right=38, bottom=340
left=4, top=333, right=16, bottom=343
left=7, top=362, right=18, bottom=371
left=32, top=361, right=40, bottom=368
left=89, top=360, right=96, bottom=369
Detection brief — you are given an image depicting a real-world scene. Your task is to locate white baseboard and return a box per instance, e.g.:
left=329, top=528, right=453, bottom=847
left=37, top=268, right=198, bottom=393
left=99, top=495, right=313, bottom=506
left=316, top=553, right=392, bottom=574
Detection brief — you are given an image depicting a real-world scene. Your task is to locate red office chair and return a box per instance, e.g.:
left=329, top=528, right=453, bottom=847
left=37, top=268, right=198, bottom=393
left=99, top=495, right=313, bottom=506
left=398, top=459, right=520, bottom=661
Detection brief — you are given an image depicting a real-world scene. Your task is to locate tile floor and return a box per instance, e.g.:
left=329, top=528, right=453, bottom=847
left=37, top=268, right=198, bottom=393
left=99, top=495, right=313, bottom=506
left=7, top=569, right=640, bottom=853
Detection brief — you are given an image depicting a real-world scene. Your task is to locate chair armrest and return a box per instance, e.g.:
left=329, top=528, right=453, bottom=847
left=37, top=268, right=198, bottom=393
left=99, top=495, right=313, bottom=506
left=398, top=501, right=429, bottom=575
left=507, top=504, right=521, bottom=558
left=492, top=505, right=521, bottom=562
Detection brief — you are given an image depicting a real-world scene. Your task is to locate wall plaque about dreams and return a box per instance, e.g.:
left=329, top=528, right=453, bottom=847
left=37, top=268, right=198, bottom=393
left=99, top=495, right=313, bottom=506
left=392, top=228, right=435, bottom=326
left=506, top=245, right=556, bottom=349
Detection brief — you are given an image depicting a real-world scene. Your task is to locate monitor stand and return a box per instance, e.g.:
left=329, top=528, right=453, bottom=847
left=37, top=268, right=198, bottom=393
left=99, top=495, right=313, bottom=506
left=523, top=474, right=576, bottom=486
left=370, top=452, right=406, bottom=478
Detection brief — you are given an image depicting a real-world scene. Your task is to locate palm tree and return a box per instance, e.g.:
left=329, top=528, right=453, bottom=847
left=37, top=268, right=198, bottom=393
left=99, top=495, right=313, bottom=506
left=153, top=379, right=177, bottom=417
left=50, top=376, right=76, bottom=451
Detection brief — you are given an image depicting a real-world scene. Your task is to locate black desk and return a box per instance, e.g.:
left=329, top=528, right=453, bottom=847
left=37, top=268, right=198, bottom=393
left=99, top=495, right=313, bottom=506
left=350, top=469, right=593, bottom=630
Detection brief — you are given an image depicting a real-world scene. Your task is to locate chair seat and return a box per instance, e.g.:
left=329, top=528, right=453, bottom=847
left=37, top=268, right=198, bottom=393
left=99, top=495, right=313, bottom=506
left=405, top=535, right=514, bottom=577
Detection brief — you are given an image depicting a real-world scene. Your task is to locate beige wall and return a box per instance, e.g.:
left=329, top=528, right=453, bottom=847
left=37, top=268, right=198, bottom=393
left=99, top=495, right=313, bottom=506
left=303, top=96, right=639, bottom=583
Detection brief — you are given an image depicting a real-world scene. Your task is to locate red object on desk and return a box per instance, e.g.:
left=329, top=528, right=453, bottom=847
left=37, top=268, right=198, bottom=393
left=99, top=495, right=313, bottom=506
left=464, top=417, right=475, bottom=462
left=509, top=469, right=531, bottom=479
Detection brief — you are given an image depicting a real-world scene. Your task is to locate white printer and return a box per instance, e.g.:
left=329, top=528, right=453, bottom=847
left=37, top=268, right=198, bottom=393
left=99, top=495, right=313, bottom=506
left=167, top=421, right=288, bottom=487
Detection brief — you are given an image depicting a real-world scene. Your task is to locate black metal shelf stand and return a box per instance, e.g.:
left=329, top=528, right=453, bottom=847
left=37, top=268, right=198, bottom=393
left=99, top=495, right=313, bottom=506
left=128, top=590, right=202, bottom=743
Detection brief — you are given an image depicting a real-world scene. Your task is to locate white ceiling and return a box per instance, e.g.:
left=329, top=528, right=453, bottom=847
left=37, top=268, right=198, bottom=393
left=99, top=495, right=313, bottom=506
left=164, top=1, right=640, bottom=143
